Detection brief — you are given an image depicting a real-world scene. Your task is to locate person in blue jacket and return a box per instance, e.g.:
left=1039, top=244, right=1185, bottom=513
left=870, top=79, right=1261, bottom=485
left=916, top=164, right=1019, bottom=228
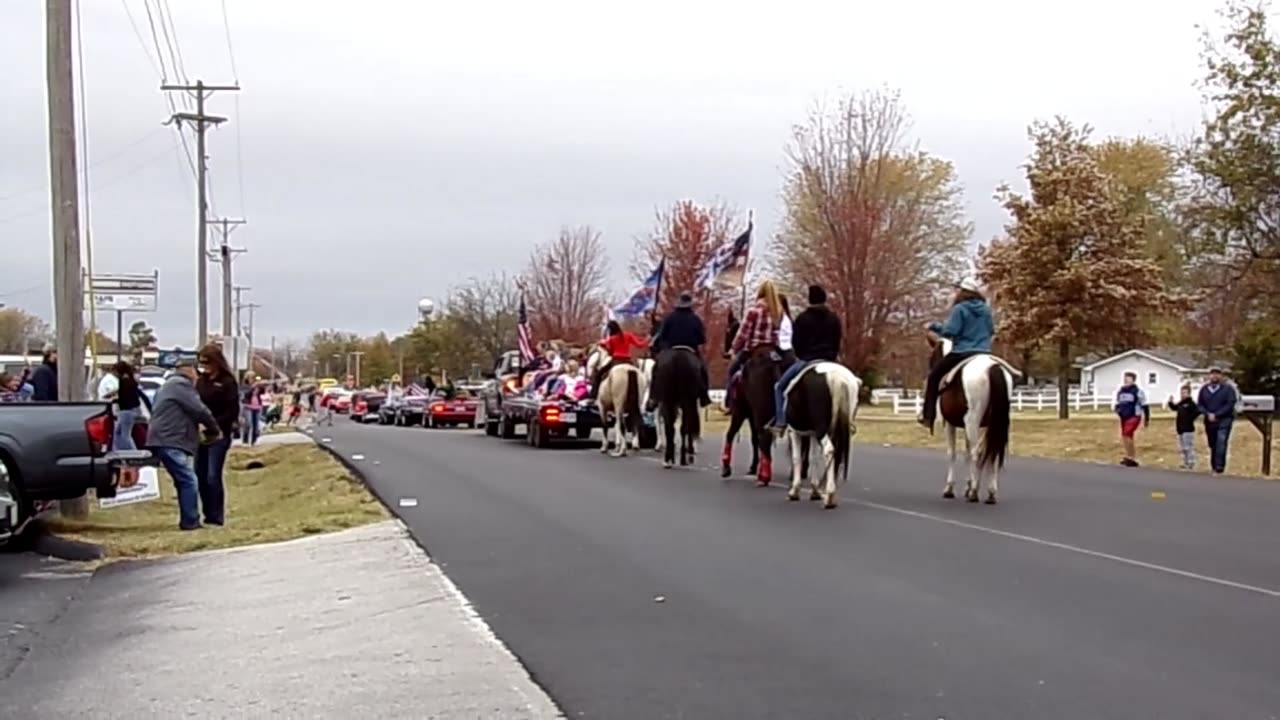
left=919, top=277, right=995, bottom=431
left=1196, top=367, right=1239, bottom=474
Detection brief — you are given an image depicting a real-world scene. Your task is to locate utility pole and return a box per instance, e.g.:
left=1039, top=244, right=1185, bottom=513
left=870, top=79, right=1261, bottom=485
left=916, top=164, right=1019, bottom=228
left=231, top=285, right=250, bottom=375
left=46, top=0, right=88, bottom=520
left=350, top=350, right=366, bottom=388
left=240, top=301, right=261, bottom=376
left=208, top=217, right=246, bottom=340
left=269, top=335, right=276, bottom=383
left=162, top=80, right=238, bottom=345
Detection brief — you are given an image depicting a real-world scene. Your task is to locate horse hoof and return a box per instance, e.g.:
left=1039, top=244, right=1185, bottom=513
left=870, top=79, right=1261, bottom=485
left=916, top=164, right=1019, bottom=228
left=966, top=493, right=979, bottom=503
left=787, top=492, right=800, bottom=502
left=809, top=491, right=822, bottom=502
left=662, top=461, right=673, bottom=469
left=823, top=500, right=838, bottom=510
left=943, top=489, right=955, bottom=499
left=984, top=494, right=997, bottom=505
left=720, top=464, right=731, bottom=478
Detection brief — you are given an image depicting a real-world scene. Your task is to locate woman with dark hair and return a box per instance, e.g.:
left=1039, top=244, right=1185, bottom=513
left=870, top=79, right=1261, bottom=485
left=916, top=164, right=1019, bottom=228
left=196, top=344, right=240, bottom=526
left=588, top=320, right=647, bottom=399
left=112, top=361, right=150, bottom=450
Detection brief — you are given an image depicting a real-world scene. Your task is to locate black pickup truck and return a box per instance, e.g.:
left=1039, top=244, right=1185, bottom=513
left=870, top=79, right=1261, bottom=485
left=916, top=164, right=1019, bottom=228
left=0, top=402, right=122, bottom=542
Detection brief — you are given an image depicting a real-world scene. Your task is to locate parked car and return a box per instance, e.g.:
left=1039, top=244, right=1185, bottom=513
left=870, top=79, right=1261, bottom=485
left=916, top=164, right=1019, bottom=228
left=349, top=391, right=386, bottom=423
left=322, top=387, right=353, bottom=414
left=379, top=388, right=431, bottom=426
left=424, top=391, right=479, bottom=429
left=0, top=402, right=126, bottom=543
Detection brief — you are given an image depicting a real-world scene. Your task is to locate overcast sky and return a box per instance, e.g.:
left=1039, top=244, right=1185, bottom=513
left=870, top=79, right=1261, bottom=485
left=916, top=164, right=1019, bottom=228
left=0, top=0, right=1220, bottom=347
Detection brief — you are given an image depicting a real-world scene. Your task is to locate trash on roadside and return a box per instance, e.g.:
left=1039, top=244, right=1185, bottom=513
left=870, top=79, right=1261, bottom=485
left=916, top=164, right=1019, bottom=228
left=352, top=454, right=365, bottom=461
left=321, top=438, right=332, bottom=443
left=398, top=498, right=419, bottom=508
left=653, top=595, right=666, bottom=603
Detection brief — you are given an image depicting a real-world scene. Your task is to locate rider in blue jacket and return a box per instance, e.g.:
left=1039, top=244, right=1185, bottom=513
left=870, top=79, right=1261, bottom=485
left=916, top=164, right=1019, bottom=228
left=919, top=277, right=994, bottom=432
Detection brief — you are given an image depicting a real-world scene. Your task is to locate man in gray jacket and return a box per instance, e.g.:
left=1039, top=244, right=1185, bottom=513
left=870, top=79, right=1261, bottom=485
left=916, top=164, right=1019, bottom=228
left=146, top=358, right=221, bottom=530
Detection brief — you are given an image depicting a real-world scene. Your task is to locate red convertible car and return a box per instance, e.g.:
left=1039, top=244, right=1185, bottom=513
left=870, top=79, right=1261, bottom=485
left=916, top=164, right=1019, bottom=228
left=424, top=391, right=479, bottom=429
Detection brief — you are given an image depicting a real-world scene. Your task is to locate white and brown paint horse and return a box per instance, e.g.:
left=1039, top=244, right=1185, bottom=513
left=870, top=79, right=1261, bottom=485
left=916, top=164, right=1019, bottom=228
left=781, top=361, right=862, bottom=509
left=927, top=338, right=1017, bottom=504
left=586, top=348, right=644, bottom=457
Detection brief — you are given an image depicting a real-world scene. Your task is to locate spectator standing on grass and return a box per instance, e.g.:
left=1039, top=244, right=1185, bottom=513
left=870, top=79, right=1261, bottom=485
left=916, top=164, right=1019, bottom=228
left=1197, top=367, right=1238, bottom=475
left=1114, top=371, right=1150, bottom=467
left=196, top=344, right=239, bottom=527
left=1167, top=385, right=1201, bottom=470
left=241, top=375, right=264, bottom=446
left=29, top=344, right=58, bottom=401
left=112, top=361, right=150, bottom=451
left=146, top=357, right=222, bottom=531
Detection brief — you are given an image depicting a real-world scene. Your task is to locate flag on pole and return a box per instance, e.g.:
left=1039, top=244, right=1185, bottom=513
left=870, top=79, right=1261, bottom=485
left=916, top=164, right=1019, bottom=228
left=600, top=302, right=615, bottom=340
left=695, top=222, right=752, bottom=292
left=612, top=258, right=665, bottom=319
left=516, top=295, right=534, bottom=363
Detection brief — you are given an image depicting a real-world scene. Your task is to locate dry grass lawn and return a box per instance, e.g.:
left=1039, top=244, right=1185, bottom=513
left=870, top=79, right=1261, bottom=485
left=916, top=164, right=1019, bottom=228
left=47, top=443, right=387, bottom=558
left=703, top=411, right=1277, bottom=478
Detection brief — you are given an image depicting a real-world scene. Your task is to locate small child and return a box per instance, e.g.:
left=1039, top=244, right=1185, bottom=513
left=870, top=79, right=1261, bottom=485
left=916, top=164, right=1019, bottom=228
left=1167, top=384, right=1200, bottom=470
left=1114, top=371, right=1150, bottom=467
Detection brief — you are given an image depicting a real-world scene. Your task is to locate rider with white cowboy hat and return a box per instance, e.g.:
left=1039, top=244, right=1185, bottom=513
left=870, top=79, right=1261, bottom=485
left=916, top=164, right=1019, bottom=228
left=918, top=276, right=995, bottom=432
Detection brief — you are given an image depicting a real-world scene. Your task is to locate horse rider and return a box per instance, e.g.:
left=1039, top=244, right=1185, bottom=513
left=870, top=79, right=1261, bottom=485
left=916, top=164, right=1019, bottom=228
left=588, top=320, right=648, bottom=400
left=727, top=279, right=784, bottom=381
left=646, top=291, right=712, bottom=410
left=768, top=284, right=842, bottom=433
left=918, top=276, right=995, bottom=432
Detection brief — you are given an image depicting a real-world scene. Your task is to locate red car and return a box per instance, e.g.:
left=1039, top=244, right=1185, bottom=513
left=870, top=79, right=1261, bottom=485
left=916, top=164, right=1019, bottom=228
left=424, top=392, right=479, bottom=429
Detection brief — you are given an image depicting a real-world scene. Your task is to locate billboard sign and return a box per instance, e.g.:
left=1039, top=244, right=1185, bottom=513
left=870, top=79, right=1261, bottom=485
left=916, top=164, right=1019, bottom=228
left=156, top=347, right=199, bottom=369
left=84, top=271, right=159, bottom=312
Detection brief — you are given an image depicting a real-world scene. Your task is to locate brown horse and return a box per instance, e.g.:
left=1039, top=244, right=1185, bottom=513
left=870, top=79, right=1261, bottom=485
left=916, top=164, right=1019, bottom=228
left=721, top=346, right=781, bottom=486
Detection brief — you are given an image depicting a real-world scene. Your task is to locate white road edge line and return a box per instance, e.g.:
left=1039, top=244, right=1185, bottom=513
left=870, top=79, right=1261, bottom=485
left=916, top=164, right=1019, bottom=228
left=630, top=451, right=1280, bottom=599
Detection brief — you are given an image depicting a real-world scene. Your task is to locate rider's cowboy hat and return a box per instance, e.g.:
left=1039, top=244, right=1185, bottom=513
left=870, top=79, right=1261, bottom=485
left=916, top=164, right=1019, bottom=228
left=676, top=292, right=695, bottom=309
left=954, top=277, right=982, bottom=293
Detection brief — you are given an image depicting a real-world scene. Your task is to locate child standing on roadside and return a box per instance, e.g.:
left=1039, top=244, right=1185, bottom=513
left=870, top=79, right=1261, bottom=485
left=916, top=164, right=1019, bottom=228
left=1167, top=385, right=1200, bottom=470
left=1114, top=371, right=1150, bottom=467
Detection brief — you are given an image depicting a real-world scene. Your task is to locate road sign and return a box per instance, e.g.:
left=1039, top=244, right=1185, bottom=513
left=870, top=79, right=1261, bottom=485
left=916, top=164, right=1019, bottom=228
left=84, top=271, right=159, bottom=312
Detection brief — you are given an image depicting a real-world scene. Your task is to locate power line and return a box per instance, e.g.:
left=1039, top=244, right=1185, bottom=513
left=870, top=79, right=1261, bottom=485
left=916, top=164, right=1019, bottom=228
left=74, top=0, right=101, bottom=359
left=221, top=0, right=246, bottom=215
left=158, top=0, right=189, bottom=84
left=0, top=125, right=168, bottom=202
left=220, top=0, right=239, bottom=83
left=119, top=0, right=161, bottom=77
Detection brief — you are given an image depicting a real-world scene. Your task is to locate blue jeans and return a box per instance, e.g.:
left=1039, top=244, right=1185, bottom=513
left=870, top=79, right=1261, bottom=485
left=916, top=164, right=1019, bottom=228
left=196, top=435, right=230, bottom=525
left=114, top=408, right=139, bottom=450
left=152, top=447, right=200, bottom=530
left=242, top=409, right=261, bottom=445
left=773, top=360, right=806, bottom=426
left=1204, top=418, right=1234, bottom=473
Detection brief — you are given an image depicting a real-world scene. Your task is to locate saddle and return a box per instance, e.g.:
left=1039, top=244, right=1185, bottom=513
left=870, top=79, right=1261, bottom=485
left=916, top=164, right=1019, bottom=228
left=937, top=353, right=1022, bottom=391
left=783, top=360, right=836, bottom=398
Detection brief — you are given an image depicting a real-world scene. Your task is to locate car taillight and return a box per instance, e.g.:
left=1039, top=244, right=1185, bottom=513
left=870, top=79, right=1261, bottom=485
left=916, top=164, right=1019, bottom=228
left=542, top=407, right=560, bottom=423
left=431, top=403, right=445, bottom=413
left=86, top=414, right=112, bottom=455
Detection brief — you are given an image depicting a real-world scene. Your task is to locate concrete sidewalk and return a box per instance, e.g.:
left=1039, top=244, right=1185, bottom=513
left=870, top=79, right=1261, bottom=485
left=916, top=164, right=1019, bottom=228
left=0, top=522, right=563, bottom=719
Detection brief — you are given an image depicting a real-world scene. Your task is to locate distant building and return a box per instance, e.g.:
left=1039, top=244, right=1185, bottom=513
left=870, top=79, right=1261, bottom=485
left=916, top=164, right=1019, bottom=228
left=1078, top=348, right=1232, bottom=402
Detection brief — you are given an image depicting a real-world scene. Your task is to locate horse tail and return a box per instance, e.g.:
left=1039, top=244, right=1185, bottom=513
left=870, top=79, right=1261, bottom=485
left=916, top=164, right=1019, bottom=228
left=980, top=364, right=1010, bottom=472
left=624, top=368, right=642, bottom=436
left=828, top=372, right=858, bottom=481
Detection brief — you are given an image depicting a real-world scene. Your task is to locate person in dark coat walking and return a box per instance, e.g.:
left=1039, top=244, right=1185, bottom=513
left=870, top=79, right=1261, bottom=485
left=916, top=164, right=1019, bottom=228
left=146, top=357, right=221, bottom=530
left=196, top=344, right=240, bottom=527
left=647, top=292, right=711, bottom=409
left=769, top=285, right=843, bottom=430
left=29, top=344, right=58, bottom=401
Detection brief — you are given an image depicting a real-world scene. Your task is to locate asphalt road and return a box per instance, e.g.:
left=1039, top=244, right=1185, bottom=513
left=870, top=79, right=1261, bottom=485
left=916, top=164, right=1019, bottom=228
left=317, top=421, right=1280, bottom=720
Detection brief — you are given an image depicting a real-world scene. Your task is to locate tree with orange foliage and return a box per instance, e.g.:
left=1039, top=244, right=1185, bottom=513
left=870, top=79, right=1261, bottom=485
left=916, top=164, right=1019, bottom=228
left=631, top=199, right=748, bottom=382
left=524, top=226, right=610, bottom=346
left=771, top=89, right=971, bottom=380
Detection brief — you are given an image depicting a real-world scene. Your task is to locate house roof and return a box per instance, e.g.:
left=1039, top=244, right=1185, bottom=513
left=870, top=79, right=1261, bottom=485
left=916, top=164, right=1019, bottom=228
left=1079, top=348, right=1232, bottom=373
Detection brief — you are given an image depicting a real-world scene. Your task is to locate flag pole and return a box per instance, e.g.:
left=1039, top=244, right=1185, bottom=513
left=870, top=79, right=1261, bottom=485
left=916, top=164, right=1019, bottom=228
left=738, top=210, right=754, bottom=319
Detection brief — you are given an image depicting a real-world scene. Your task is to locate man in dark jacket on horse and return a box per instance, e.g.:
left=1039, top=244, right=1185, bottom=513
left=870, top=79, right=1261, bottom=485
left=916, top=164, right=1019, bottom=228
left=647, top=292, right=712, bottom=410
left=768, top=284, right=842, bottom=432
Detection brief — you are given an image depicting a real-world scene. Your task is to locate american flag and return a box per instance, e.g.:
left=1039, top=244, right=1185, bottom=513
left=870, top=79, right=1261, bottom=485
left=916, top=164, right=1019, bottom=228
left=517, top=294, right=535, bottom=363
left=695, top=222, right=752, bottom=292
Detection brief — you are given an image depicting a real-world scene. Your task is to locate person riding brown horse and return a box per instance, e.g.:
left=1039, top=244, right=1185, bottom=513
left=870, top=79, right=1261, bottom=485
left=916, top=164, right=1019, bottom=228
left=645, top=293, right=711, bottom=411
left=721, top=280, right=785, bottom=485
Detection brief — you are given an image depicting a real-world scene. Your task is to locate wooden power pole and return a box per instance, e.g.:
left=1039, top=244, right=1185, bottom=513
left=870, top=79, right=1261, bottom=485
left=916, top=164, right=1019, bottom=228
left=162, top=80, right=238, bottom=345
left=208, top=217, right=246, bottom=340
left=45, top=0, right=88, bottom=519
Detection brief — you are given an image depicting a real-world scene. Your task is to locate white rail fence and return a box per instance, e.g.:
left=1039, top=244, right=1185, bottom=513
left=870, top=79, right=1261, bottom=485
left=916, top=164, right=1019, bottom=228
left=881, top=389, right=1119, bottom=415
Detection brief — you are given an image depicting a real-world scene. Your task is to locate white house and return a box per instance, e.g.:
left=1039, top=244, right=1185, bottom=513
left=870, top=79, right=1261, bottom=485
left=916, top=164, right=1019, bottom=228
left=1080, top=349, right=1228, bottom=404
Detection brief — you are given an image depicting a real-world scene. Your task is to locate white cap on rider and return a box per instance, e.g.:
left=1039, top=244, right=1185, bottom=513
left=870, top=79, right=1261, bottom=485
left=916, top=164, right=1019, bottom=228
left=955, top=277, right=981, bottom=293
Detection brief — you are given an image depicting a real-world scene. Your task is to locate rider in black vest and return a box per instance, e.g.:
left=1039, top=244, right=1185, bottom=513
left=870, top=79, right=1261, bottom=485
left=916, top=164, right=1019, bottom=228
left=647, top=292, right=711, bottom=410
left=770, top=284, right=842, bottom=430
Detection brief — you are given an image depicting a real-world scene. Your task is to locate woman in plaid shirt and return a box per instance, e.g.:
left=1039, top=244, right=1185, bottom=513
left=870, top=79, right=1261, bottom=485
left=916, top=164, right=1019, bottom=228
left=727, top=280, right=784, bottom=380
